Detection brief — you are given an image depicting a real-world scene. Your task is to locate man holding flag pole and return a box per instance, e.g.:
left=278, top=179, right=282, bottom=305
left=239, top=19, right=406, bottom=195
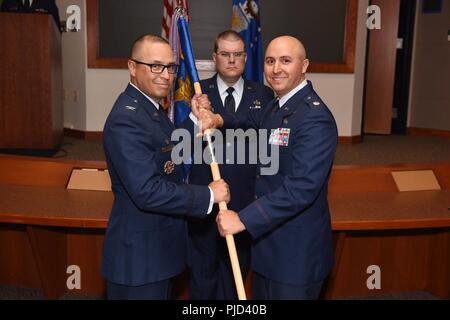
left=185, top=29, right=273, bottom=300
left=195, top=35, right=338, bottom=300
left=101, top=33, right=230, bottom=299
left=164, top=3, right=259, bottom=300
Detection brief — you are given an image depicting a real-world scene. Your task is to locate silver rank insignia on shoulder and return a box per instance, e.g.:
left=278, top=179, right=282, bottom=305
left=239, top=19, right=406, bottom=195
left=125, top=106, right=136, bottom=111
left=250, top=99, right=262, bottom=109
left=164, top=161, right=175, bottom=174
left=313, top=101, right=321, bottom=106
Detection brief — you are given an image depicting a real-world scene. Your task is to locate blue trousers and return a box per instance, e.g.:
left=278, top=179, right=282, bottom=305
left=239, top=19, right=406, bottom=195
left=188, top=212, right=251, bottom=300
left=106, top=279, right=172, bottom=300
left=252, top=272, right=324, bottom=300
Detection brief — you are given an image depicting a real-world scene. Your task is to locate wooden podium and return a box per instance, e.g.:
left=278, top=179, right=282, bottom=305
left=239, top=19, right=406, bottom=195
left=0, top=12, right=63, bottom=150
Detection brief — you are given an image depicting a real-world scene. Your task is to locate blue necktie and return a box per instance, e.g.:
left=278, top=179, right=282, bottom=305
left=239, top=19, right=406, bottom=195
left=224, top=87, right=235, bottom=113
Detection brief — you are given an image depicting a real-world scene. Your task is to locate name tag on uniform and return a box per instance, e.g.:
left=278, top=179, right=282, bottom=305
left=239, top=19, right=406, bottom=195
left=269, top=128, right=290, bottom=146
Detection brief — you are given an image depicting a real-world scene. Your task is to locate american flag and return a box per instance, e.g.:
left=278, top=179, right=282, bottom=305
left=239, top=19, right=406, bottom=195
left=162, top=0, right=188, bottom=41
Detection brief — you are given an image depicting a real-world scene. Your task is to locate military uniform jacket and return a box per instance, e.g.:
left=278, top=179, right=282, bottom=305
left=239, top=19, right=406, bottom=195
left=101, top=84, right=210, bottom=286
left=184, top=74, right=273, bottom=212
left=221, top=81, right=338, bottom=285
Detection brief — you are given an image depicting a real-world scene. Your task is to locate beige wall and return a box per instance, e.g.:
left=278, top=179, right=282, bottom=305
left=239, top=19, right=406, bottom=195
left=57, top=0, right=369, bottom=136
left=57, top=0, right=87, bottom=130
left=85, top=69, right=129, bottom=131
left=408, top=0, right=450, bottom=131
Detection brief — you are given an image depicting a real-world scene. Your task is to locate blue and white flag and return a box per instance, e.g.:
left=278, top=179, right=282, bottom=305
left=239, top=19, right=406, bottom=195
left=167, top=6, right=197, bottom=128
left=231, top=0, right=263, bottom=83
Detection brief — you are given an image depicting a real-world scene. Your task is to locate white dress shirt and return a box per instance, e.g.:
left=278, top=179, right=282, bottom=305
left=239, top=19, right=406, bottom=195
left=216, top=75, right=244, bottom=112
left=278, top=79, right=308, bottom=108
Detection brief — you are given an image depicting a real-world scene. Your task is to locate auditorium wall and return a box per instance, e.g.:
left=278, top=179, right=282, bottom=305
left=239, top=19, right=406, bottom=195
left=56, top=0, right=369, bottom=138
left=58, top=0, right=87, bottom=130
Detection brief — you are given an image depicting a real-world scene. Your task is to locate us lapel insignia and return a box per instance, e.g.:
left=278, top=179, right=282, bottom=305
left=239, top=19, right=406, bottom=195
left=250, top=99, right=262, bottom=109
left=125, top=106, right=136, bottom=111
left=164, top=161, right=175, bottom=174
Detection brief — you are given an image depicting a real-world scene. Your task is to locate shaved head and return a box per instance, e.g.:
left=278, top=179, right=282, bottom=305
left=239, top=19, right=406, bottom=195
left=264, top=35, right=309, bottom=97
left=130, top=34, right=171, bottom=60
left=267, top=36, right=307, bottom=60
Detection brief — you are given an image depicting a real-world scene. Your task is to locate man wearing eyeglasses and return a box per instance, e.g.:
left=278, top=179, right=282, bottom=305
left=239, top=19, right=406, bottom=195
left=185, top=30, right=274, bottom=300
left=101, top=34, right=231, bottom=299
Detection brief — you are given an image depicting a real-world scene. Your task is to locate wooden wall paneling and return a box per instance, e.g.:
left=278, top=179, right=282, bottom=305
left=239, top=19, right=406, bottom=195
left=363, top=0, right=401, bottom=134
left=0, top=224, right=41, bottom=288
left=329, top=230, right=433, bottom=297
left=86, top=0, right=126, bottom=69
left=27, top=226, right=68, bottom=299
left=66, top=229, right=106, bottom=297
left=425, top=229, right=450, bottom=299
left=408, top=127, right=450, bottom=139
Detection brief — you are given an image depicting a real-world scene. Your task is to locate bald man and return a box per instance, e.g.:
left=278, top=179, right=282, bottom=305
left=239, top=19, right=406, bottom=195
left=194, top=36, right=338, bottom=299
left=101, top=34, right=230, bottom=299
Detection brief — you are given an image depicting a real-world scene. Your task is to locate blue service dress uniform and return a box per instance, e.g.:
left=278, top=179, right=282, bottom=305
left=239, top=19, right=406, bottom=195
left=183, top=74, right=273, bottom=299
left=101, top=84, right=211, bottom=299
left=221, top=81, right=338, bottom=299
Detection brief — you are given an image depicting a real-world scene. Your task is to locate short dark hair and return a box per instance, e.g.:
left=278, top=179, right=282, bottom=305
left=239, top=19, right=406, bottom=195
left=130, top=34, right=170, bottom=59
left=214, top=30, right=245, bottom=53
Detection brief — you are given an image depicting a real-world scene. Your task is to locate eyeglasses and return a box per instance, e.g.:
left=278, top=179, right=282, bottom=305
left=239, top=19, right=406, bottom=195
left=216, top=51, right=246, bottom=59
left=131, top=59, right=179, bottom=74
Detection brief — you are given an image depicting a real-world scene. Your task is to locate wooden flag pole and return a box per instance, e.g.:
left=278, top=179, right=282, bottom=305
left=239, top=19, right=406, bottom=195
left=193, top=82, right=247, bottom=300
left=176, top=10, right=246, bottom=299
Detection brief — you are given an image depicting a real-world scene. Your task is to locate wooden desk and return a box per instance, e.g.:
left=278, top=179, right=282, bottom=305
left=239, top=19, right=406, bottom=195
left=331, top=190, right=450, bottom=230
left=1, top=183, right=450, bottom=299
left=1, top=157, right=450, bottom=299
left=0, top=184, right=110, bottom=298
left=325, top=190, right=450, bottom=299
left=0, top=184, right=111, bottom=228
